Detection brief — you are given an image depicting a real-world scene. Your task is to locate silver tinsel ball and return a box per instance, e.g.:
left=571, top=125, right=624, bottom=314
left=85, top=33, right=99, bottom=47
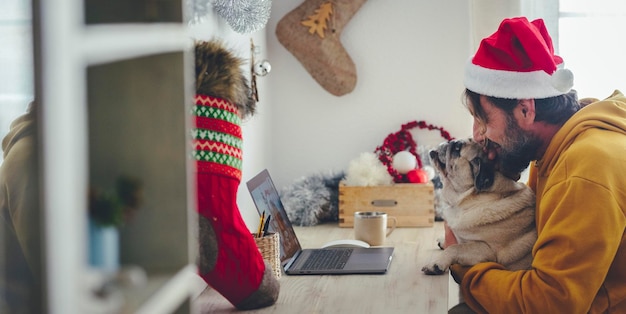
left=213, top=0, right=272, bottom=34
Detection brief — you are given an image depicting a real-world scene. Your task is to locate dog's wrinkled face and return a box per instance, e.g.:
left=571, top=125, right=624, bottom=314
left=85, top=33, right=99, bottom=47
left=429, top=138, right=495, bottom=193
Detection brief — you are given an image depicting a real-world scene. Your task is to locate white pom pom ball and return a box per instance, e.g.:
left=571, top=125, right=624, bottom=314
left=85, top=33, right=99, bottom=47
left=422, top=165, right=436, bottom=180
left=551, top=68, right=574, bottom=92
left=344, top=152, right=394, bottom=186
left=392, top=151, right=417, bottom=174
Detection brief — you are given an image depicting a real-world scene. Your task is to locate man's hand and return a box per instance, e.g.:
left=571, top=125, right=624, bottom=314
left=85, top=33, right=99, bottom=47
left=443, top=220, right=468, bottom=283
left=450, top=264, right=472, bottom=284
left=443, top=220, right=458, bottom=249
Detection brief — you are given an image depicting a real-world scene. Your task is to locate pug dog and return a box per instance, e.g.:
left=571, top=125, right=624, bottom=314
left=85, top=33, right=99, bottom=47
left=421, top=138, right=536, bottom=275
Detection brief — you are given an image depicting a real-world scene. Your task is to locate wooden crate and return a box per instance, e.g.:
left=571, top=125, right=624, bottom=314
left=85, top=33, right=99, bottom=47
left=338, top=182, right=434, bottom=228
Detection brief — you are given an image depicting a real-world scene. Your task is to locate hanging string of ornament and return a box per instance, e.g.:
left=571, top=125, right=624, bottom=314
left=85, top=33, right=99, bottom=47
left=250, top=39, right=272, bottom=102
left=374, top=120, right=454, bottom=183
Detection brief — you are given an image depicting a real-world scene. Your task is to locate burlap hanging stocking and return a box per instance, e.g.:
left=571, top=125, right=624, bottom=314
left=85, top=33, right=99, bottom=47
left=276, top=0, right=367, bottom=96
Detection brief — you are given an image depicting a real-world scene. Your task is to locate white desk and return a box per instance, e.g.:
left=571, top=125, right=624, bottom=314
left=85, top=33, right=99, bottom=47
left=193, top=222, right=450, bottom=313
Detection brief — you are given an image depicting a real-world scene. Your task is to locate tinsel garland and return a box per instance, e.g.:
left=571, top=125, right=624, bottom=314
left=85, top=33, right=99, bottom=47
left=187, top=0, right=272, bottom=34
left=213, top=0, right=272, bottom=34
left=374, top=120, right=454, bottom=183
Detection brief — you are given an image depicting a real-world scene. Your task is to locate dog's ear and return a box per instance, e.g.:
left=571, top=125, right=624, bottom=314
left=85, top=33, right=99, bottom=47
left=472, top=157, right=495, bottom=191
left=500, top=168, right=521, bottom=181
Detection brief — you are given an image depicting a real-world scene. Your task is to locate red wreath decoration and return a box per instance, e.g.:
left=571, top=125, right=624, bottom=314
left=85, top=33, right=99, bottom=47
left=374, top=120, right=454, bottom=183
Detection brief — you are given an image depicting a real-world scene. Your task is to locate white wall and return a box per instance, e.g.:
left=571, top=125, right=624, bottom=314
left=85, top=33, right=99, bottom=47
left=265, top=3, right=473, bottom=189
left=191, top=1, right=474, bottom=231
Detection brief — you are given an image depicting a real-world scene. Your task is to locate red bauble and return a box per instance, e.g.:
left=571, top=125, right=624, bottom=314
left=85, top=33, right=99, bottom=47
left=407, top=169, right=429, bottom=183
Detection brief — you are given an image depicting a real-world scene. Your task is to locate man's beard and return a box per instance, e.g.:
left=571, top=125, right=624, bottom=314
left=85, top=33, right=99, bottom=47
left=495, top=115, right=542, bottom=176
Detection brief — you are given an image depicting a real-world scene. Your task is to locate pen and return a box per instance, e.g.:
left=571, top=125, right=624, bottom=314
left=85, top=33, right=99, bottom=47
left=257, top=212, right=265, bottom=237
left=262, top=215, right=272, bottom=236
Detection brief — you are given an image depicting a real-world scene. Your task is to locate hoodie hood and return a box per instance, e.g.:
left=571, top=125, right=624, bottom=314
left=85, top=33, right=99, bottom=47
left=2, top=106, right=36, bottom=160
left=538, top=90, right=626, bottom=174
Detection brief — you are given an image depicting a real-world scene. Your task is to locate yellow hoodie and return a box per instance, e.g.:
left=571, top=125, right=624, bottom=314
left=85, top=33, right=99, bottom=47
left=460, top=90, right=626, bottom=313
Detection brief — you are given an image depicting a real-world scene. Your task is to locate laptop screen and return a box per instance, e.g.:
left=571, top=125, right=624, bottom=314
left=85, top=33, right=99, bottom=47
left=246, top=169, right=302, bottom=265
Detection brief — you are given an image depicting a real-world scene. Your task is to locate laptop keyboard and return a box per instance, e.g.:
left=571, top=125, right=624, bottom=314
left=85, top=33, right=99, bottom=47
left=301, top=249, right=353, bottom=270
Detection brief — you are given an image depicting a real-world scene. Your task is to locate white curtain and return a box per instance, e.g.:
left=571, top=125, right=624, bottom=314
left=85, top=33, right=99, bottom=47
left=469, top=0, right=559, bottom=51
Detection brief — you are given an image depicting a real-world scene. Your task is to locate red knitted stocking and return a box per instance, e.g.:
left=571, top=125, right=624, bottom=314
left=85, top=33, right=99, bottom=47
left=194, top=94, right=278, bottom=309
left=197, top=173, right=264, bottom=305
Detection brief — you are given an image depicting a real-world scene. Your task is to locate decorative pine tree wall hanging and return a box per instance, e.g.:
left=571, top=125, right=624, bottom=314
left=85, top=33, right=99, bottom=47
left=276, top=0, right=367, bottom=96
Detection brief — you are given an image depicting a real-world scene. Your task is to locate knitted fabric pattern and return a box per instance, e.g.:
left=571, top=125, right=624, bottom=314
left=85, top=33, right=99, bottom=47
left=197, top=174, right=264, bottom=305
left=193, top=94, right=243, bottom=180
left=193, top=93, right=265, bottom=306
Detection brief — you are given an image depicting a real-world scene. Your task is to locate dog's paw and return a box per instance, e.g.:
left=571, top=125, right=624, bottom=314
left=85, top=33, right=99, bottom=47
left=421, top=263, right=448, bottom=275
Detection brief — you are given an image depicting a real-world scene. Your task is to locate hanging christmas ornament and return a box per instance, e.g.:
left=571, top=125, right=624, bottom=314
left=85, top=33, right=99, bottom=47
left=276, top=0, right=367, bottom=96
left=213, top=0, right=272, bottom=34
left=250, top=39, right=271, bottom=102
left=253, top=60, right=272, bottom=77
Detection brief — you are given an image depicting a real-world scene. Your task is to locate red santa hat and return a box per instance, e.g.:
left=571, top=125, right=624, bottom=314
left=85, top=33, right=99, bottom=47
left=464, top=17, right=574, bottom=99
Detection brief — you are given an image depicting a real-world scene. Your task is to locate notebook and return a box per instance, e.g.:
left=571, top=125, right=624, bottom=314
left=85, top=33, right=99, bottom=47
left=246, top=169, right=394, bottom=275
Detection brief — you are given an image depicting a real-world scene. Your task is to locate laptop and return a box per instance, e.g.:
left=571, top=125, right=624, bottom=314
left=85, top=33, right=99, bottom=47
left=246, top=169, right=394, bottom=275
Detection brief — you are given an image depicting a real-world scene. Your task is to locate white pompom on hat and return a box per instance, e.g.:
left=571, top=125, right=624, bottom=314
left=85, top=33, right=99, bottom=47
left=464, top=17, right=574, bottom=99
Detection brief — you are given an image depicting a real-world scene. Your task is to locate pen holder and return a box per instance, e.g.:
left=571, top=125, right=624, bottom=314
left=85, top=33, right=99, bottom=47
left=253, top=232, right=281, bottom=279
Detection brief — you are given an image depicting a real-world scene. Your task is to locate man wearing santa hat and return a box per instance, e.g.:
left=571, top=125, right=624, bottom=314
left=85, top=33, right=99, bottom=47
left=447, top=17, right=626, bottom=313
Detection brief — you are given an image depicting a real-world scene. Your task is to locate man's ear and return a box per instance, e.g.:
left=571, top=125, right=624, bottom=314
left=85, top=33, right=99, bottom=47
left=517, top=99, right=536, bottom=127
left=472, top=157, right=495, bottom=192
